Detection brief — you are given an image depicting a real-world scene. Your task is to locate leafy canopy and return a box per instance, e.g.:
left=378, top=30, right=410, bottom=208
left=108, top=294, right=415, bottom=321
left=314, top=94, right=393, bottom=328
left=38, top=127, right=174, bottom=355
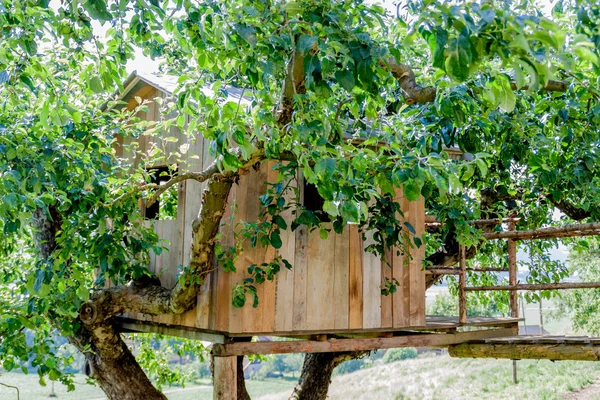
left=1, top=0, right=600, bottom=390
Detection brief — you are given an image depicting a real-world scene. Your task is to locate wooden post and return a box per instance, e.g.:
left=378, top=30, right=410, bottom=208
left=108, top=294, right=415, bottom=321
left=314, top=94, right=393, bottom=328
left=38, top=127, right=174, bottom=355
left=459, top=245, right=467, bottom=324
left=512, top=359, right=518, bottom=384
left=213, top=356, right=237, bottom=400
left=508, top=222, right=518, bottom=320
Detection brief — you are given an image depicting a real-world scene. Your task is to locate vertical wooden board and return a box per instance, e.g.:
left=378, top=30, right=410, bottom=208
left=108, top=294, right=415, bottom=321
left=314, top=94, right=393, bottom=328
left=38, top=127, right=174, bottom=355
left=292, top=224, right=308, bottom=331
left=213, top=356, right=237, bottom=400
left=362, top=230, right=382, bottom=329
left=238, top=164, right=268, bottom=333
left=392, top=192, right=408, bottom=328
left=208, top=267, right=219, bottom=331
left=193, top=273, right=211, bottom=329
left=259, top=162, right=279, bottom=333
left=408, top=197, right=426, bottom=326
left=227, top=173, right=249, bottom=333
left=292, top=174, right=307, bottom=331
left=392, top=242, right=408, bottom=328
left=380, top=246, right=393, bottom=328
left=348, top=225, right=364, bottom=330
left=306, top=228, right=335, bottom=331
left=333, top=226, right=350, bottom=330
left=273, top=167, right=296, bottom=332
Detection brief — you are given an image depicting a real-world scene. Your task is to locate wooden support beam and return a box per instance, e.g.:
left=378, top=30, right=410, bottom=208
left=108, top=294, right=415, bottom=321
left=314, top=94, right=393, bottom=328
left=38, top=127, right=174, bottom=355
left=425, top=217, right=521, bottom=227
left=449, top=343, right=600, bottom=361
left=458, top=245, right=467, bottom=324
left=465, top=282, right=600, bottom=291
left=508, top=222, right=518, bottom=319
left=425, top=267, right=508, bottom=275
left=115, top=317, right=226, bottom=344
left=213, top=356, right=237, bottom=400
left=482, top=222, right=600, bottom=241
left=210, top=327, right=517, bottom=356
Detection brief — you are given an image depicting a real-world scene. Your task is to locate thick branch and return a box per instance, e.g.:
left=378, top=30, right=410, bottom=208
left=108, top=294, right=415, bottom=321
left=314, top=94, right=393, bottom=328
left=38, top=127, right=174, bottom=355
left=277, top=49, right=306, bottom=127
left=384, top=58, right=437, bottom=105
left=384, top=58, right=567, bottom=105
left=549, top=197, right=593, bottom=221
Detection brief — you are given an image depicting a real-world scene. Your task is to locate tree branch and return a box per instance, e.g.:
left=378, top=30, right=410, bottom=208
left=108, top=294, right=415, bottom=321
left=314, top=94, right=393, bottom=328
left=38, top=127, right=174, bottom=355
left=384, top=58, right=568, bottom=105
left=277, top=49, right=306, bottom=127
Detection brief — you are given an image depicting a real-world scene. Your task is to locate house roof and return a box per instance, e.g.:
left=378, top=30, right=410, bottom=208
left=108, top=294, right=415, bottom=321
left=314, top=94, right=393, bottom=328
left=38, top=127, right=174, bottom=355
left=103, top=70, right=251, bottom=111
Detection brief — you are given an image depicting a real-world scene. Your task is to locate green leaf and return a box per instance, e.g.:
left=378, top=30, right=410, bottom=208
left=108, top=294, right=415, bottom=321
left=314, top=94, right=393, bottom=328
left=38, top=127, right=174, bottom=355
left=272, top=215, right=287, bottom=230
left=319, top=228, right=328, bottom=240
left=84, top=0, right=112, bottom=22
left=403, top=182, right=420, bottom=201
left=234, top=24, right=257, bottom=47
left=270, top=230, right=282, bottom=249
left=475, top=159, right=488, bottom=177
left=314, top=159, right=336, bottom=180
left=404, top=221, right=416, bottom=235
left=89, top=76, right=103, bottom=93
left=335, top=70, right=355, bottom=91
left=444, top=29, right=476, bottom=81
left=297, top=35, right=317, bottom=55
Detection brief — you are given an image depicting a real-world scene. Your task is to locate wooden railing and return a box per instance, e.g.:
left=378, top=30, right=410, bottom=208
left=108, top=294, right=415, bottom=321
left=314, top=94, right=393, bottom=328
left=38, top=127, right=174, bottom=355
left=425, top=219, right=600, bottom=325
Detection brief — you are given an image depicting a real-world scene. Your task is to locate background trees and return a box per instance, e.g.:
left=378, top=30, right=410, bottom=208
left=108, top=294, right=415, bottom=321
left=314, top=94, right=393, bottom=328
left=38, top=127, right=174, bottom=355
left=2, top=0, right=600, bottom=399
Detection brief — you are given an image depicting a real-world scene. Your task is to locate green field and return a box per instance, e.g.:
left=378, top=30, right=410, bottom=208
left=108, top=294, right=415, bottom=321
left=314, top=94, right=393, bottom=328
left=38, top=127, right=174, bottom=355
left=4, top=355, right=600, bottom=400
left=258, top=355, right=600, bottom=400
left=0, top=373, right=295, bottom=400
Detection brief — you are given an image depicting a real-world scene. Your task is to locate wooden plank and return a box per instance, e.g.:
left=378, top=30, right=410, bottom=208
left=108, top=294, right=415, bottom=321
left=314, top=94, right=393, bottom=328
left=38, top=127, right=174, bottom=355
left=333, top=226, right=350, bottom=330
left=212, top=327, right=518, bottom=356
left=306, top=227, right=335, bottom=330
left=292, top=175, right=308, bottom=331
left=459, top=245, right=467, bottom=324
left=410, top=197, right=425, bottom=326
left=115, top=317, right=225, bottom=344
left=362, top=230, right=381, bottom=329
left=228, top=171, right=250, bottom=333
left=213, top=356, right=237, bottom=400
left=348, top=225, right=363, bottom=329
left=449, top=342, right=600, bottom=361
left=380, top=246, right=393, bottom=329
left=274, top=164, right=296, bottom=332
left=260, top=162, right=279, bottom=333
left=392, top=190, right=413, bottom=329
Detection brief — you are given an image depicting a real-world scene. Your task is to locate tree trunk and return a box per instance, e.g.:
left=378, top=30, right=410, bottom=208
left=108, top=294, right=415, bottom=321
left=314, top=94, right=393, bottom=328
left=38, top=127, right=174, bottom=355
left=70, top=323, right=166, bottom=400
left=237, top=355, right=251, bottom=400
left=289, top=351, right=369, bottom=400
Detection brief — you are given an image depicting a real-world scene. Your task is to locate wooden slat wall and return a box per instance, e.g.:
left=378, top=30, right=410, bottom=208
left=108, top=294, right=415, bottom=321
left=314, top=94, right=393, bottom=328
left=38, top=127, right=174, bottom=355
left=120, top=82, right=427, bottom=336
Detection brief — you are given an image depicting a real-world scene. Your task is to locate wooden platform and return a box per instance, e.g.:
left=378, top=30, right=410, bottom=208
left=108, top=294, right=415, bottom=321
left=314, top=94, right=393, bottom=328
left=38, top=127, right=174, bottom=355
left=116, top=315, right=521, bottom=342
left=449, top=335, right=600, bottom=361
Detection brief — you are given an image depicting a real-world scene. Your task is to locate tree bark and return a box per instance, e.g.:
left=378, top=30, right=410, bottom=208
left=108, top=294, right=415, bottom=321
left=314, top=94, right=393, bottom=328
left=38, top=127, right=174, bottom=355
left=289, top=351, right=369, bottom=400
left=70, top=323, right=167, bottom=400
left=237, top=355, right=251, bottom=400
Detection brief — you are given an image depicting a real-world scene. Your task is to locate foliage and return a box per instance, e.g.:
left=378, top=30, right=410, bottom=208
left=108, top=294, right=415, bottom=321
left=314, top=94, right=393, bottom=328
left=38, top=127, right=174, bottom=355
left=252, top=353, right=303, bottom=379
left=429, top=291, right=508, bottom=317
left=2, top=0, right=600, bottom=396
left=382, top=348, right=418, bottom=363
left=552, top=238, right=600, bottom=335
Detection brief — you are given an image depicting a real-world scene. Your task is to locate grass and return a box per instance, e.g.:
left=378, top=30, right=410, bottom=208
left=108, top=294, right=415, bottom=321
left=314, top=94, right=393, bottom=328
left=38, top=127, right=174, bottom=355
left=0, top=372, right=296, bottom=400
left=254, top=354, right=600, bottom=400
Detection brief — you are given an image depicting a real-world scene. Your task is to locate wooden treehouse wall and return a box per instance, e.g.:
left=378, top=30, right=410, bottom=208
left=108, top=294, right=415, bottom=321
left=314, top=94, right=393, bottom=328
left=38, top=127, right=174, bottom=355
left=116, top=81, right=426, bottom=336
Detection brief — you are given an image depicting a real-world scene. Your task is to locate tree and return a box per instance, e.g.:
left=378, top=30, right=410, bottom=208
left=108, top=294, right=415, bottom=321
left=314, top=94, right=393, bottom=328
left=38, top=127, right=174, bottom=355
left=2, top=0, right=600, bottom=399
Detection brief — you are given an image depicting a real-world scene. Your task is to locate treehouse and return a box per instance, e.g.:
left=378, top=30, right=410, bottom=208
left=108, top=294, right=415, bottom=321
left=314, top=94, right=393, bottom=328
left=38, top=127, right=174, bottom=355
left=111, top=71, right=429, bottom=337
left=109, top=72, right=600, bottom=400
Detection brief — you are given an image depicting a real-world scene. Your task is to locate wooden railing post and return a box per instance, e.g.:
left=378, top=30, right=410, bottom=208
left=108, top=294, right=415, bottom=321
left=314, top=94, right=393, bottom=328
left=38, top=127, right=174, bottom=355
left=213, top=355, right=237, bottom=400
left=459, top=245, right=467, bottom=324
left=508, top=222, right=518, bottom=320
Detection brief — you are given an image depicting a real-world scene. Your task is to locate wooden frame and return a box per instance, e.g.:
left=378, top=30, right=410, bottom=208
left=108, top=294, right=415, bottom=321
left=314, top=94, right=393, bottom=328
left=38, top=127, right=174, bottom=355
left=212, top=326, right=518, bottom=356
